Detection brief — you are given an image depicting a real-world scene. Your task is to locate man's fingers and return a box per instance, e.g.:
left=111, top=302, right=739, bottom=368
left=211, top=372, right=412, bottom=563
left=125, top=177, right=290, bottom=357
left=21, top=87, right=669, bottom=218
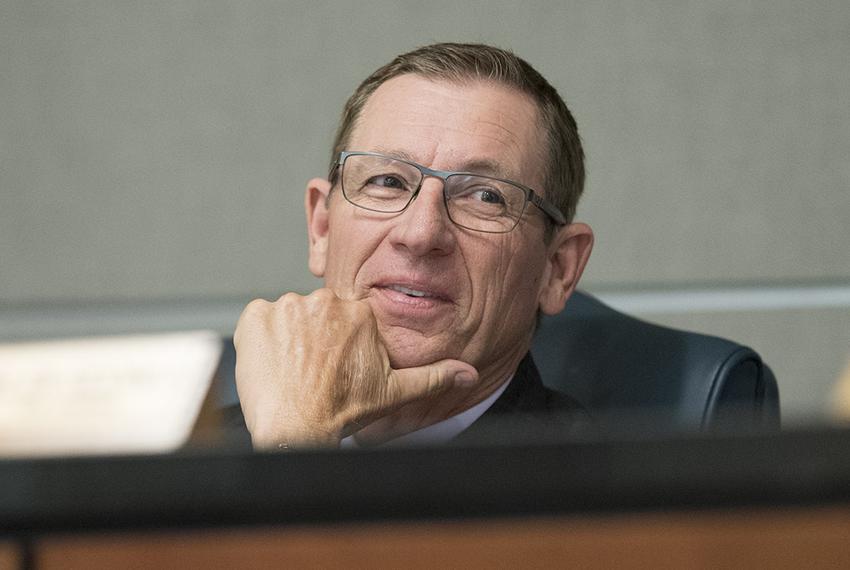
left=387, top=359, right=479, bottom=405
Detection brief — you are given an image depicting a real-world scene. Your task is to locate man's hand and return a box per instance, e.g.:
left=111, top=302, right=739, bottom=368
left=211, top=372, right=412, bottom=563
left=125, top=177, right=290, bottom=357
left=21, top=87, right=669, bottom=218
left=233, top=289, right=479, bottom=449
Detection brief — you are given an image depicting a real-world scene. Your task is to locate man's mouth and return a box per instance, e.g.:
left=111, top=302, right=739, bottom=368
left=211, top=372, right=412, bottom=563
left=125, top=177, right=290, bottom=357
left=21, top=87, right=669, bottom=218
left=371, top=281, right=452, bottom=304
left=387, top=284, right=432, bottom=298
left=368, top=281, right=455, bottom=323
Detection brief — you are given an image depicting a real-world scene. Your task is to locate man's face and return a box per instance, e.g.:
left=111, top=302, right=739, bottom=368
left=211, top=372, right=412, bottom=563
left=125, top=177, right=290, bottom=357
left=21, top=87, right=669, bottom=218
left=307, top=75, right=568, bottom=378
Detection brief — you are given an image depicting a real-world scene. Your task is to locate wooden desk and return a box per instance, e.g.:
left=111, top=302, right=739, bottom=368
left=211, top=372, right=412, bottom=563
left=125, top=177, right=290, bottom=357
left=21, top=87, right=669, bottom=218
left=29, top=506, right=850, bottom=569
left=4, top=427, right=850, bottom=568
left=0, top=542, right=20, bottom=570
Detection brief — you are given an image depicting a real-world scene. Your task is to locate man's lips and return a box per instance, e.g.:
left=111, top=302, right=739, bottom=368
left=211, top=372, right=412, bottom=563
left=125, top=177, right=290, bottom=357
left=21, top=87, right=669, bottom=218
left=380, top=284, right=449, bottom=301
left=369, top=280, right=454, bottom=306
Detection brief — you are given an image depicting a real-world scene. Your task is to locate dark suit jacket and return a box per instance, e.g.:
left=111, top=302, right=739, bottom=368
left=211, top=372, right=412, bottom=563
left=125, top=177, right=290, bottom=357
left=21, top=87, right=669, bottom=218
left=454, top=352, right=590, bottom=445
left=222, top=352, right=589, bottom=448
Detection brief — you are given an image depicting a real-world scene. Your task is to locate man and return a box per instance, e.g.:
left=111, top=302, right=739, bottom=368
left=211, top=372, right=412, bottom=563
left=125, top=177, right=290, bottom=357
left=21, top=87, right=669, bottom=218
left=233, top=43, right=594, bottom=449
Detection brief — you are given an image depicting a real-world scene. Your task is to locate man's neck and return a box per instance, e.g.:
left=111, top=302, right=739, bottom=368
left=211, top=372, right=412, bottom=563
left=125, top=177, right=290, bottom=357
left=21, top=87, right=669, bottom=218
left=351, top=346, right=529, bottom=446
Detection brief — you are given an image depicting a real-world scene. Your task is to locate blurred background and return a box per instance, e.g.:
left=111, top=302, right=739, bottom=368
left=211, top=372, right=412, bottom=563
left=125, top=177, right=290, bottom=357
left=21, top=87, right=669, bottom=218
left=1, top=0, right=848, bottom=425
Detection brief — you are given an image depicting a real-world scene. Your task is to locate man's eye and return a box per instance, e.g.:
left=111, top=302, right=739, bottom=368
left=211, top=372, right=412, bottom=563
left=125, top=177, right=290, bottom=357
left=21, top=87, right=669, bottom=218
left=365, top=174, right=405, bottom=189
left=472, top=188, right=506, bottom=204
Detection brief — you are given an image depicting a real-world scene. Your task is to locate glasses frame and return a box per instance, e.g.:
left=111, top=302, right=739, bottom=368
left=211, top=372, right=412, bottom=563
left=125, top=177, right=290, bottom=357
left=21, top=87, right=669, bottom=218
left=330, top=151, right=567, bottom=233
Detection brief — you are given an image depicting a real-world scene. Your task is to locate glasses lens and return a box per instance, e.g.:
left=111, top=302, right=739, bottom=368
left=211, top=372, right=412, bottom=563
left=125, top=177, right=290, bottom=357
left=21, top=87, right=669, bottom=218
left=341, top=154, right=422, bottom=213
left=444, top=175, right=527, bottom=233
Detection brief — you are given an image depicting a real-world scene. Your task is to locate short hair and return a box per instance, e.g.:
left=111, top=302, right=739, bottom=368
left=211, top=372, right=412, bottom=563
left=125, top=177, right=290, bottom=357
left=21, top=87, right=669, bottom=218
left=329, top=42, right=585, bottom=232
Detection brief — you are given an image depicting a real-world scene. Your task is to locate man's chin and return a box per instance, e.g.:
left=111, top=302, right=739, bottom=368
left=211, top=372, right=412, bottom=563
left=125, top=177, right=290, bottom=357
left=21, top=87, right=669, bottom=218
left=380, top=329, right=462, bottom=371
left=385, top=347, right=454, bottom=371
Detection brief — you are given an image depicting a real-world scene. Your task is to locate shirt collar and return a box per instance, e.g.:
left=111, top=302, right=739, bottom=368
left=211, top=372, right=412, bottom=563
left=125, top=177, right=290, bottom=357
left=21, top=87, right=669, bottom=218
left=340, top=376, right=512, bottom=449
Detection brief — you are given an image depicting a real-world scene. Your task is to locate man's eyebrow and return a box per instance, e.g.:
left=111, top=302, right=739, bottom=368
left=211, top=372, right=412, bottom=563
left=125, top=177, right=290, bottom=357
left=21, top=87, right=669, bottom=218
left=458, top=159, right=513, bottom=179
left=371, top=147, right=516, bottom=180
left=372, top=147, right=419, bottom=164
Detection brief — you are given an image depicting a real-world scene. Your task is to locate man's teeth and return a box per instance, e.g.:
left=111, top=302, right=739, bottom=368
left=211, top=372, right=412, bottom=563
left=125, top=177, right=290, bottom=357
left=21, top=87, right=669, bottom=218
left=389, top=285, right=429, bottom=298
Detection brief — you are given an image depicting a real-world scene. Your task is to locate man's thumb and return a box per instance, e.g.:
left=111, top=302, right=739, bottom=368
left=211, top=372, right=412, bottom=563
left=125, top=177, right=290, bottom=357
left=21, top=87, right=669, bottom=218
left=388, top=359, right=479, bottom=404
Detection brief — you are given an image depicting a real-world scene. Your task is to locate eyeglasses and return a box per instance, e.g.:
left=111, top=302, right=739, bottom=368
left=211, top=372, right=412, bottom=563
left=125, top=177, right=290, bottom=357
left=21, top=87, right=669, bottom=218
left=330, top=151, right=566, bottom=234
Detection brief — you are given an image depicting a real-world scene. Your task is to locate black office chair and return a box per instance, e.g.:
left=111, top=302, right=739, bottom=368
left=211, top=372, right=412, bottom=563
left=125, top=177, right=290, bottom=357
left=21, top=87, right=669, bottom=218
left=532, top=290, right=780, bottom=432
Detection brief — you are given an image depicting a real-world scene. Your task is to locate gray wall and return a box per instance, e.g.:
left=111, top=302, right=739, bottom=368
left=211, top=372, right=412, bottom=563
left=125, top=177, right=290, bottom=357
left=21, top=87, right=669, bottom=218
left=2, top=1, right=849, bottom=421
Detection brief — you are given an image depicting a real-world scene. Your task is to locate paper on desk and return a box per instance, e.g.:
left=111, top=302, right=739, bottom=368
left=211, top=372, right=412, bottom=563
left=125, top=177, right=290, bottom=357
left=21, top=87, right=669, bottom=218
left=831, top=355, right=850, bottom=422
left=0, top=331, right=222, bottom=457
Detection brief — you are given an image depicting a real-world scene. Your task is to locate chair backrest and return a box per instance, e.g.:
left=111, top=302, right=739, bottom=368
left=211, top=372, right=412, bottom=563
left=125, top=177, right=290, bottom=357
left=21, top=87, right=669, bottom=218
left=532, top=291, right=780, bottom=432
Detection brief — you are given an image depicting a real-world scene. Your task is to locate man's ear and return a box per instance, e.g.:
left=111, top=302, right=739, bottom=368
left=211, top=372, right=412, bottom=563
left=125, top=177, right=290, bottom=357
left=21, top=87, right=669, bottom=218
left=538, top=222, right=594, bottom=315
left=305, top=177, right=332, bottom=278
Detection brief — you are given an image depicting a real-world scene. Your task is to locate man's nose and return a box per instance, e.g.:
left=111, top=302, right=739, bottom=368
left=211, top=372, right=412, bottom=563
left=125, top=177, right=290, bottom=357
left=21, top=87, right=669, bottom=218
left=387, top=177, right=456, bottom=256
